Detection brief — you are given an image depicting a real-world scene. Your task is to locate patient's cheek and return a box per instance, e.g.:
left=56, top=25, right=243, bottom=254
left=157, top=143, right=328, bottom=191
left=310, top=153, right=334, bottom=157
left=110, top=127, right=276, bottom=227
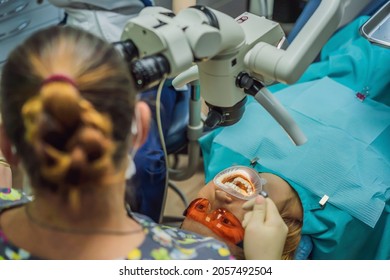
left=181, top=218, right=206, bottom=235
left=182, top=218, right=221, bottom=240
left=181, top=218, right=244, bottom=259
left=197, top=181, right=215, bottom=198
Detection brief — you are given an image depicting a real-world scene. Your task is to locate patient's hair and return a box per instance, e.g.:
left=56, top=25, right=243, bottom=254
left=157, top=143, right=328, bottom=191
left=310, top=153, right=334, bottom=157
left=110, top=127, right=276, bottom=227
left=276, top=187, right=303, bottom=260
left=0, top=26, right=135, bottom=192
left=280, top=214, right=302, bottom=260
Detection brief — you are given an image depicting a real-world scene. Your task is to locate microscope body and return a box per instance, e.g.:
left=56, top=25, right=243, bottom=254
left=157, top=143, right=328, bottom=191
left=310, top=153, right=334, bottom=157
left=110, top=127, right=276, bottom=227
left=121, top=6, right=286, bottom=126
left=197, top=12, right=285, bottom=126
left=119, top=0, right=342, bottom=144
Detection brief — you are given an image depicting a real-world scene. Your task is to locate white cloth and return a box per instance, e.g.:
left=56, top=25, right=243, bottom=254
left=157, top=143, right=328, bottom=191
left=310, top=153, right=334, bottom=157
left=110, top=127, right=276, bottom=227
left=48, top=0, right=146, bottom=10
left=65, top=8, right=140, bottom=42
left=48, top=0, right=148, bottom=42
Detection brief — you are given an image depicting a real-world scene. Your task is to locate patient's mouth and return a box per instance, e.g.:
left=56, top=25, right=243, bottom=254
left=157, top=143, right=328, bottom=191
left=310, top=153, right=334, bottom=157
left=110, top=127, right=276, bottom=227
left=215, top=169, right=256, bottom=197
left=213, top=166, right=264, bottom=200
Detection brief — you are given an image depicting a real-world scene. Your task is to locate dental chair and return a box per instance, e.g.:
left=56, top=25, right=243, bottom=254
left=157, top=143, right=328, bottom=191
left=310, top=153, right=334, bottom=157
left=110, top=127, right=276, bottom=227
left=125, top=79, right=193, bottom=223
left=287, top=0, right=388, bottom=44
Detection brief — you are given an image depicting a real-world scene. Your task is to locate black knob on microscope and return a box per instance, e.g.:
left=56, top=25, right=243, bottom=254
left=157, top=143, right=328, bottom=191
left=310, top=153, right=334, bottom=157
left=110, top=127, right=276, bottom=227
left=204, top=109, right=223, bottom=129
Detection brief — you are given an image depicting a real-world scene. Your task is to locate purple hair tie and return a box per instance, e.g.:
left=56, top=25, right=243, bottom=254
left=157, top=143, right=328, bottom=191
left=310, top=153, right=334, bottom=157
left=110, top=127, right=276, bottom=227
left=41, top=74, right=77, bottom=87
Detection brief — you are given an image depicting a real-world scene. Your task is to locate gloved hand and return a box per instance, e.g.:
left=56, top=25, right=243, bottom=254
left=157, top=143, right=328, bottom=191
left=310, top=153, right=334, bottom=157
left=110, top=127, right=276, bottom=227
left=242, top=194, right=288, bottom=260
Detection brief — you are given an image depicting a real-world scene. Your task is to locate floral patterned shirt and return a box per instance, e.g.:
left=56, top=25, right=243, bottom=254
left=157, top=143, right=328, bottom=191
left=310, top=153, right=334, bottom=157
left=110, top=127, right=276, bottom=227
left=0, top=189, right=234, bottom=260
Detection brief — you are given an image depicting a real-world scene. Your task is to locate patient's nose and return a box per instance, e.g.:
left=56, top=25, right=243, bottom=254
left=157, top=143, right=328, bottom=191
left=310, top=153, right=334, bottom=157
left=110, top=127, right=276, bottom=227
left=214, top=189, right=233, bottom=210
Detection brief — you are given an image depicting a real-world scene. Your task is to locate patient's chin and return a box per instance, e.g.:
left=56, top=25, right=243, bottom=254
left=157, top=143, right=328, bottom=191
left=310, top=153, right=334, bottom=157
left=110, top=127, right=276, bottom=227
left=181, top=218, right=245, bottom=259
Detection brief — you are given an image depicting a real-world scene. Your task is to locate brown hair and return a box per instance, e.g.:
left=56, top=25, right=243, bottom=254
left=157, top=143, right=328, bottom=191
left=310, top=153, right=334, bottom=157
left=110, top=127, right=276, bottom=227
left=279, top=187, right=303, bottom=260
left=0, top=26, right=136, bottom=191
left=280, top=215, right=302, bottom=260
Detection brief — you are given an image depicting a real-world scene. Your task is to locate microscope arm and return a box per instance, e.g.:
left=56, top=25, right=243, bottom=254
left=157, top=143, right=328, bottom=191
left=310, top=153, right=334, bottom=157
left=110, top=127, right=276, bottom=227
left=255, top=87, right=307, bottom=145
left=172, top=65, right=199, bottom=88
left=245, top=0, right=342, bottom=84
left=236, top=72, right=307, bottom=145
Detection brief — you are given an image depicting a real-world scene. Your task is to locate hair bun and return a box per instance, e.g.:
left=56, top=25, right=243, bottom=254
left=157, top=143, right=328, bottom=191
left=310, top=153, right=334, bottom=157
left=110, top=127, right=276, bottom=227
left=76, top=127, right=111, bottom=162
left=41, top=82, right=81, bottom=129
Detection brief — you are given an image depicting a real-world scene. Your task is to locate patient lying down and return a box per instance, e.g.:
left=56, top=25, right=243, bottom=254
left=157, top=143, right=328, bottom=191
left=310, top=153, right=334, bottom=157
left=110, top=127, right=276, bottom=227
left=181, top=166, right=303, bottom=260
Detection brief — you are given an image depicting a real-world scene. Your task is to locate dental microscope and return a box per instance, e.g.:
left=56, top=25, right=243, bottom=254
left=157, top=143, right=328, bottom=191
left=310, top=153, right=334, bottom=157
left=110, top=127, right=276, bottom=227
left=115, top=0, right=342, bottom=182
left=115, top=0, right=343, bottom=224
left=116, top=0, right=342, bottom=142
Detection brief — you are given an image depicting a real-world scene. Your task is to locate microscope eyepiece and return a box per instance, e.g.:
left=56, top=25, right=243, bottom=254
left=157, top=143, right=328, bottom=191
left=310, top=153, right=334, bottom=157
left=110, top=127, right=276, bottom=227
left=130, top=55, right=171, bottom=90
left=112, top=40, right=139, bottom=62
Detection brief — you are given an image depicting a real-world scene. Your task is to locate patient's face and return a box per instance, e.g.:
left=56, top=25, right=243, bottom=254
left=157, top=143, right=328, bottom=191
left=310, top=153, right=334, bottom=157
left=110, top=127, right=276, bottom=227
left=181, top=172, right=302, bottom=259
left=193, top=180, right=247, bottom=220
left=181, top=180, right=247, bottom=258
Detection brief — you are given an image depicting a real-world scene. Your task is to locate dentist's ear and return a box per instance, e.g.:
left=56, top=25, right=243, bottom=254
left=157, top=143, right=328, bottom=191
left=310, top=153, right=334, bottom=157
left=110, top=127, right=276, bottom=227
left=132, top=101, right=151, bottom=149
left=0, top=124, right=19, bottom=166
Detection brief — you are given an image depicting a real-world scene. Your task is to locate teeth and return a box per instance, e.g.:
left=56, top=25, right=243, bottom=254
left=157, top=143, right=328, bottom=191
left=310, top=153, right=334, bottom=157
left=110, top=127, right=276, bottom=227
left=216, top=170, right=256, bottom=196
